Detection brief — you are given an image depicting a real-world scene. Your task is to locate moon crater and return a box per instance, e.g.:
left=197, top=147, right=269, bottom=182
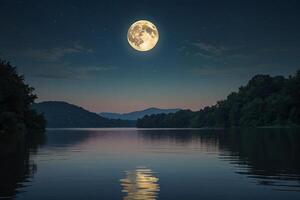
left=127, top=20, right=159, bottom=51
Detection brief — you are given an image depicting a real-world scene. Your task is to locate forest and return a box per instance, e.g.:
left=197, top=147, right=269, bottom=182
left=137, top=70, right=300, bottom=128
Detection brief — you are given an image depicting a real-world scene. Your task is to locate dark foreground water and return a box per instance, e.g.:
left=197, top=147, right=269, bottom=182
left=1, top=128, right=300, bottom=200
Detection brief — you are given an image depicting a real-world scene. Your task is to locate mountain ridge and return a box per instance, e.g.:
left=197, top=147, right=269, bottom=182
left=99, top=107, right=180, bottom=120
left=33, top=101, right=136, bottom=128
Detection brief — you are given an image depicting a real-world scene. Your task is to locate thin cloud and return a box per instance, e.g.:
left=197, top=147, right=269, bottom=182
left=190, top=65, right=250, bottom=76
left=25, top=44, right=93, bottom=62
left=178, top=41, right=233, bottom=60
left=190, top=62, right=288, bottom=77
left=192, top=42, right=228, bottom=56
left=32, top=64, right=118, bottom=80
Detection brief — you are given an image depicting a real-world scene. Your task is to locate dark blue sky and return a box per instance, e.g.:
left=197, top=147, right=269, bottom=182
left=1, top=0, right=300, bottom=112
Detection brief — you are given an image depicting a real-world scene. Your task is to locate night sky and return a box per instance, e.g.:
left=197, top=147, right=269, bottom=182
left=1, top=0, right=300, bottom=112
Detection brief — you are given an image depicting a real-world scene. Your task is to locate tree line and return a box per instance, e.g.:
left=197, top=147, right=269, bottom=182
left=137, top=70, right=300, bottom=128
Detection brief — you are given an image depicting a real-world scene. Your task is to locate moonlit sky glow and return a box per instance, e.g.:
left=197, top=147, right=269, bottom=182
left=1, top=0, right=300, bottom=112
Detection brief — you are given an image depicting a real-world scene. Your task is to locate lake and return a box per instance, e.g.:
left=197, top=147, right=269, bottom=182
left=1, top=128, right=300, bottom=200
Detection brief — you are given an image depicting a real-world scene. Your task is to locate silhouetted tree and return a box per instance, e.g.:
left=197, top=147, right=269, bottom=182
left=0, top=60, right=45, bottom=136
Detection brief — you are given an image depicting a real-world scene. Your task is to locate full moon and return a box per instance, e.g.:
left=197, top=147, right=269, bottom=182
left=127, top=20, right=159, bottom=51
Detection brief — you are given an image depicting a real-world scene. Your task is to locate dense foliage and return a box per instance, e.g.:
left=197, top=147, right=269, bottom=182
left=0, top=61, right=45, bottom=135
left=137, top=70, right=300, bottom=128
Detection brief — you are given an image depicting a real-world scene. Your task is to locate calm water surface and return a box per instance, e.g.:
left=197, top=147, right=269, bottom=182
left=1, top=128, right=300, bottom=200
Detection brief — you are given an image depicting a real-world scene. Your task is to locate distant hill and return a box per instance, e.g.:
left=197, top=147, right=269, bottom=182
left=33, top=101, right=136, bottom=128
left=99, top=107, right=180, bottom=120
